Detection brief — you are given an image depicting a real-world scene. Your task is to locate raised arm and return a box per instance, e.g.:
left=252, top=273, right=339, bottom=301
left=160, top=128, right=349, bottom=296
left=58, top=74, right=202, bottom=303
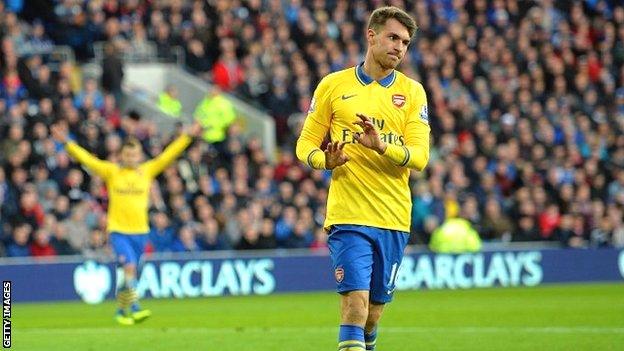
left=51, top=123, right=115, bottom=179
left=144, top=122, right=201, bottom=177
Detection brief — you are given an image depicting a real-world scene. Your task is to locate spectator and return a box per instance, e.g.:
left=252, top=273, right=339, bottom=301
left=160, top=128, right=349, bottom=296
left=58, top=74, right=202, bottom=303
left=185, top=38, right=212, bottom=79
left=34, top=164, right=59, bottom=205
left=197, top=218, right=229, bottom=251
left=23, top=19, right=54, bottom=56
left=15, top=187, right=45, bottom=229
left=29, top=228, right=57, bottom=257
left=148, top=211, right=175, bottom=253
left=6, top=223, right=31, bottom=257
left=152, top=22, right=175, bottom=61
left=538, top=203, right=561, bottom=240
left=1, top=70, right=28, bottom=109
left=285, top=219, right=314, bottom=249
left=211, top=38, right=243, bottom=92
left=0, top=124, right=24, bottom=164
left=157, top=84, right=183, bottom=118
left=79, top=122, right=106, bottom=158
left=590, top=216, right=613, bottom=248
left=50, top=221, right=77, bottom=256
left=480, top=197, right=513, bottom=241
left=257, top=217, right=277, bottom=250
left=275, top=206, right=297, bottom=246
left=61, top=168, right=87, bottom=204
left=555, top=214, right=579, bottom=248
left=430, top=216, right=482, bottom=254
left=309, top=227, right=328, bottom=252
left=74, top=78, right=104, bottom=110
left=83, top=229, right=109, bottom=259
left=100, top=42, right=125, bottom=105
left=514, top=215, right=541, bottom=242
left=193, top=86, right=236, bottom=146
left=178, top=144, right=209, bottom=194
left=223, top=207, right=248, bottom=247
left=62, top=202, right=91, bottom=253
left=2, top=168, right=28, bottom=221
left=102, top=93, right=121, bottom=129
left=236, top=226, right=262, bottom=250
left=52, top=195, right=71, bottom=221
left=129, top=21, right=152, bottom=61
left=171, top=225, right=200, bottom=252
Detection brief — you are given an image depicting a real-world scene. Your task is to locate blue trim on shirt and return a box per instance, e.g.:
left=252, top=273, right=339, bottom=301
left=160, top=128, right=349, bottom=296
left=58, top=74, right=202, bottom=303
left=355, top=62, right=396, bottom=88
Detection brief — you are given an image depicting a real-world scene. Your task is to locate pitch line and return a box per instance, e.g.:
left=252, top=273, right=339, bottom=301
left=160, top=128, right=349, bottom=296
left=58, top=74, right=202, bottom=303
left=20, top=326, right=624, bottom=334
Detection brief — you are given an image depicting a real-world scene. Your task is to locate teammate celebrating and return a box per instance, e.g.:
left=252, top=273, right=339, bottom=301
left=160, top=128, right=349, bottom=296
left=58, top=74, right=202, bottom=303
left=52, top=121, right=203, bottom=325
left=296, top=6, right=429, bottom=351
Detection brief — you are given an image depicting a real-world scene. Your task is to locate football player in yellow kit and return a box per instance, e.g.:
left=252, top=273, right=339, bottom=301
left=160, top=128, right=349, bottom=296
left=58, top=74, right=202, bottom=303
left=52, top=121, right=203, bottom=325
left=296, top=6, right=430, bottom=351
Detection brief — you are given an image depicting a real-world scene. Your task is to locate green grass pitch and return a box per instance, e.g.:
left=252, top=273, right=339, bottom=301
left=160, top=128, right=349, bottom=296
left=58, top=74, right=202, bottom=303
left=12, top=283, right=624, bottom=350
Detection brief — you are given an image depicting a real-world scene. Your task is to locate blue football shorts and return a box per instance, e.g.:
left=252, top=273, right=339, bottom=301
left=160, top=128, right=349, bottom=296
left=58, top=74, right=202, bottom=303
left=327, top=224, right=409, bottom=304
left=109, top=232, right=149, bottom=266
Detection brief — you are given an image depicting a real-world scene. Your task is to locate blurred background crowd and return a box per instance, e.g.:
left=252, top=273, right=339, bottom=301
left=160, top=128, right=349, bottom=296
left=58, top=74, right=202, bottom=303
left=0, top=0, right=623, bottom=259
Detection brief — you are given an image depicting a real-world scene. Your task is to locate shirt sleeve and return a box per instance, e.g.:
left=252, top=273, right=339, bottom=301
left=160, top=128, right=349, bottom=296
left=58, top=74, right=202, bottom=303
left=381, top=82, right=430, bottom=171
left=296, top=76, right=333, bottom=170
left=144, top=134, right=193, bottom=177
left=65, top=141, right=115, bottom=180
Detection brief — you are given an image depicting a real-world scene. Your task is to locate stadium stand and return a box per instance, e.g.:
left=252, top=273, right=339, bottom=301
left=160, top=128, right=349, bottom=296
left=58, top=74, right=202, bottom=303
left=0, top=0, right=623, bottom=258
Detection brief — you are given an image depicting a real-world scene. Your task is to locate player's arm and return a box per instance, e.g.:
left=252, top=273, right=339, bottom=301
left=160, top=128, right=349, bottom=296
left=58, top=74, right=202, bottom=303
left=296, top=77, right=349, bottom=170
left=144, top=122, right=201, bottom=177
left=51, top=123, right=115, bottom=179
left=354, top=84, right=430, bottom=171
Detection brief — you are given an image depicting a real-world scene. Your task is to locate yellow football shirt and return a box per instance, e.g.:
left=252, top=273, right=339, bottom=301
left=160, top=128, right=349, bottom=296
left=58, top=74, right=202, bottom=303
left=296, top=63, right=430, bottom=232
left=65, top=134, right=192, bottom=234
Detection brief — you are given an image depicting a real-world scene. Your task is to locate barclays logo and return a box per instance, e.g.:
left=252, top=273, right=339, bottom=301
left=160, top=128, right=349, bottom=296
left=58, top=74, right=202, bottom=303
left=73, top=261, right=112, bottom=304
left=396, top=251, right=543, bottom=290
left=137, top=259, right=276, bottom=298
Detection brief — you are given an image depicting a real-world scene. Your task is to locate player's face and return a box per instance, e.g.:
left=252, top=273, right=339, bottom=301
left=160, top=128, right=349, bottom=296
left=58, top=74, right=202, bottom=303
left=120, top=146, right=143, bottom=168
left=368, top=18, right=411, bottom=70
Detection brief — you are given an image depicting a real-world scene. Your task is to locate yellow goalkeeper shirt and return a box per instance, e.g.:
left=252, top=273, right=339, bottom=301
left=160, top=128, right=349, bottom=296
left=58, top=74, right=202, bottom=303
left=296, top=63, right=430, bottom=232
left=65, top=134, right=192, bottom=234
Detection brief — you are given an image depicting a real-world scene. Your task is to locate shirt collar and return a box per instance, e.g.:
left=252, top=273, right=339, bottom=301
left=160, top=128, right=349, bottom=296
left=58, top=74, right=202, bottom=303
left=355, top=62, right=396, bottom=88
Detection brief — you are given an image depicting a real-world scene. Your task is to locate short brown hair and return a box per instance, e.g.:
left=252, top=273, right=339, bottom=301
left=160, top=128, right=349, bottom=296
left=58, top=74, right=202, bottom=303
left=122, top=137, right=141, bottom=150
left=368, top=6, right=417, bottom=39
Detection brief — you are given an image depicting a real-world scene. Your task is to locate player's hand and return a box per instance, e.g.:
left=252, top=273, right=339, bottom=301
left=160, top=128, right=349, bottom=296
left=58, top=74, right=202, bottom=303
left=50, top=123, right=68, bottom=143
left=186, top=121, right=204, bottom=138
left=353, top=113, right=387, bottom=154
left=324, top=141, right=349, bottom=170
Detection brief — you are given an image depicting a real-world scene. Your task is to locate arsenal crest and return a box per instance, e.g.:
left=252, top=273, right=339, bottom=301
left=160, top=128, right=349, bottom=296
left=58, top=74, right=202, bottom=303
left=392, top=94, right=406, bottom=108
left=335, top=267, right=344, bottom=283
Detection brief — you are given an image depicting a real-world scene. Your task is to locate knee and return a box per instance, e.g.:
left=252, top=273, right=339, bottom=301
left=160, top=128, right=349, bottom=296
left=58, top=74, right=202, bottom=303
left=344, top=305, right=368, bottom=325
left=342, top=294, right=368, bottom=324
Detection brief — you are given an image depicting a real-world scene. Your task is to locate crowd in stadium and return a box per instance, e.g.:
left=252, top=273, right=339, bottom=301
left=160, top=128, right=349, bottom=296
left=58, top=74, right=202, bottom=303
left=0, top=0, right=623, bottom=258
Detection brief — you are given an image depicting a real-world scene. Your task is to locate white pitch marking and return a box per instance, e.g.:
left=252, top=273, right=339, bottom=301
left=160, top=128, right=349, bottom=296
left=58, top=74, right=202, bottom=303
left=20, top=326, right=624, bottom=335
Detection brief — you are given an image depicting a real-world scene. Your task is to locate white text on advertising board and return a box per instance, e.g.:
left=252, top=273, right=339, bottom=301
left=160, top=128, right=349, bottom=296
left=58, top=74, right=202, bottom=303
left=137, top=259, right=276, bottom=298
left=396, top=252, right=543, bottom=290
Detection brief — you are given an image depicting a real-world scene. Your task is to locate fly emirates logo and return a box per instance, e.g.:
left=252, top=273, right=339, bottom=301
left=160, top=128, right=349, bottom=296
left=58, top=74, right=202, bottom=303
left=114, top=181, right=145, bottom=196
left=341, top=117, right=405, bottom=146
